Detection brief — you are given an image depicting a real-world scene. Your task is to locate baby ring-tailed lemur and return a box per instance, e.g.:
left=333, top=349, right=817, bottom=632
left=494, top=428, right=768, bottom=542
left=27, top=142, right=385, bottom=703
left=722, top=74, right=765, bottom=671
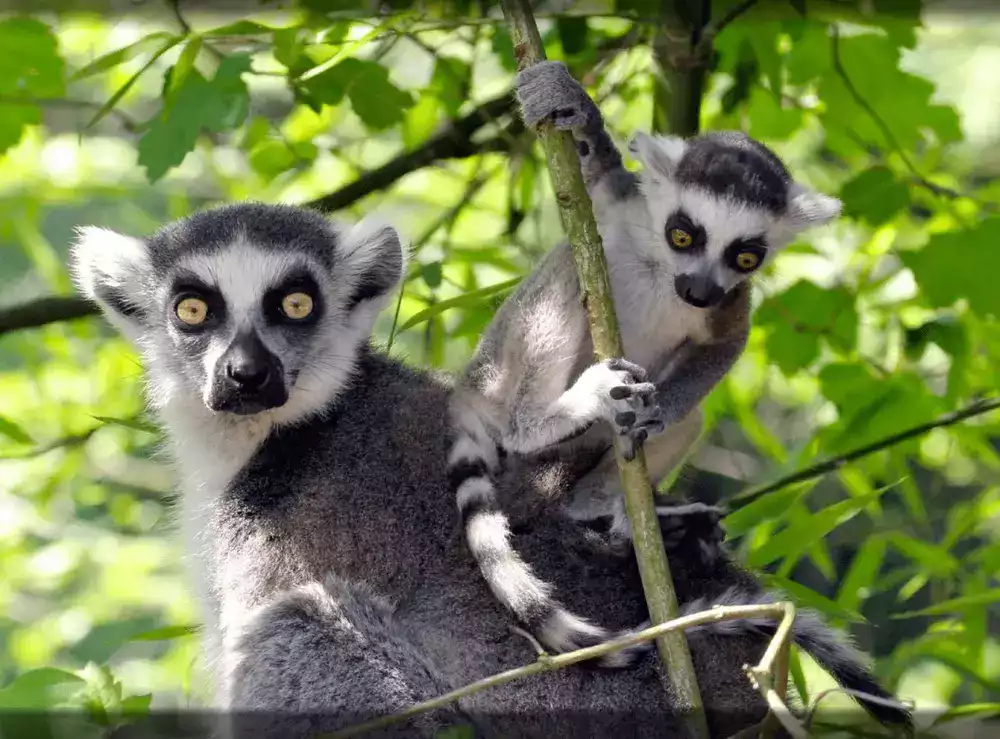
left=448, top=61, right=843, bottom=665
left=71, top=203, right=909, bottom=737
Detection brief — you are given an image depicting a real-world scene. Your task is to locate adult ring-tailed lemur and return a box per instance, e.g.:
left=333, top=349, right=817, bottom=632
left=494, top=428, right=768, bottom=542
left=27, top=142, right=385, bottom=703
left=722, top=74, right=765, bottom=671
left=447, top=60, right=843, bottom=664
left=71, top=203, right=910, bottom=736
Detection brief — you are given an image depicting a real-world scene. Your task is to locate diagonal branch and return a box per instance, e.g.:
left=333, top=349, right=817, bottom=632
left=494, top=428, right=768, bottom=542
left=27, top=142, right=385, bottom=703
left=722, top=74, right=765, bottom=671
left=733, top=396, right=1000, bottom=503
left=306, top=92, right=520, bottom=212
left=0, top=295, right=99, bottom=337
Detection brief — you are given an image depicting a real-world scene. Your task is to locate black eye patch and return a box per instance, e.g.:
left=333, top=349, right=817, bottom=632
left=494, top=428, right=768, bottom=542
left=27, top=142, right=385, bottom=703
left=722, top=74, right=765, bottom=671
left=263, top=269, right=323, bottom=326
left=168, top=271, right=226, bottom=331
left=664, top=210, right=707, bottom=252
left=724, top=237, right=768, bottom=273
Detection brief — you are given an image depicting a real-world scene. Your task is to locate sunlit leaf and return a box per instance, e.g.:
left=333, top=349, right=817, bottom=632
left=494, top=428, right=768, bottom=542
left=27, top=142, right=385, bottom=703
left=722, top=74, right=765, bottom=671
left=0, top=415, right=33, bottom=445
left=398, top=278, right=521, bottom=332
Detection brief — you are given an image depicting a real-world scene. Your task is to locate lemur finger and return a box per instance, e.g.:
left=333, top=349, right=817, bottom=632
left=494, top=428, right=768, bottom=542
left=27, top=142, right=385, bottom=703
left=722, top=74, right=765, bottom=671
left=614, top=411, right=636, bottom=429
left=604, top=357, right=648, bottom=382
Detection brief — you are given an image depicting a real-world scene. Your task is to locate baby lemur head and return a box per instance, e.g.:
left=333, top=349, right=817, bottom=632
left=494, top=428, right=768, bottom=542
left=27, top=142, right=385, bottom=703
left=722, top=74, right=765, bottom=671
left=629, top=131, right=841, bottom=308
left=71, top=203, right=405, bottom=424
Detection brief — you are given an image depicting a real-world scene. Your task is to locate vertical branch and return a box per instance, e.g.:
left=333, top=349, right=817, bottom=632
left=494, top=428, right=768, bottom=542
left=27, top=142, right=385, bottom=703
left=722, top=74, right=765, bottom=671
left=498, top=2, right=708, bottom=737
left=652, top=0, right=709, bottom=136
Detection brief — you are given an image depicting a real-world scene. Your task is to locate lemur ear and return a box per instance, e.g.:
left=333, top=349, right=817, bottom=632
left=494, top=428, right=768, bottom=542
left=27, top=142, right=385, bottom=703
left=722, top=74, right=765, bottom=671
left=70, top=226, right=153, bottom=343
left=785, top=182, right=842, bottom=228
left=337, top=220, right=408, bottom=313
left=628, top=132, right=687, bottom=179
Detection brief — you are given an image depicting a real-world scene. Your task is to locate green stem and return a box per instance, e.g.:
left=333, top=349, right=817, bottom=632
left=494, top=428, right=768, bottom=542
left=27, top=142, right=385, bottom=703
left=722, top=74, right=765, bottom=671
left=498, top=2, right=708, bottom=736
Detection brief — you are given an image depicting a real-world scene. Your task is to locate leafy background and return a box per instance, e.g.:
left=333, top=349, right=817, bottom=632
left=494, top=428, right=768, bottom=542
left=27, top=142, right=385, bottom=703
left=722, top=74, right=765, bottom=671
left=0, top=0, right=997, bottom=736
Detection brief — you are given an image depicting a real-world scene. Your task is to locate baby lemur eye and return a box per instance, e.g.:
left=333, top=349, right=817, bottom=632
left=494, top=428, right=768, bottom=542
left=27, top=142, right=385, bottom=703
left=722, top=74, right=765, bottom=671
left=669, top=229, right=693, bottom=249
left=176, top=296, right=209, bottom=326
left=735, top=251, right=761, bottom=271
left=281, top=292, right=314, bottom=320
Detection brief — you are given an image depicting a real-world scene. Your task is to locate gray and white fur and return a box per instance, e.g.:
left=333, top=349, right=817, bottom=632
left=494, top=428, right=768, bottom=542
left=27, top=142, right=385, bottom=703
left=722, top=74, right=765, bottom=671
left=448, top=61, right=844, bottom=665
left=70, top=203, right=909, bottom=737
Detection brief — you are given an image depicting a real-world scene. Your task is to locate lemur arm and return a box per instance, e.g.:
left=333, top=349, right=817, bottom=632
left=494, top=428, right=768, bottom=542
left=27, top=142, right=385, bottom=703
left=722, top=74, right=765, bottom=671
left=516, top=61, right=638, bottom=201
left=653, top=333, right=747, bottom=427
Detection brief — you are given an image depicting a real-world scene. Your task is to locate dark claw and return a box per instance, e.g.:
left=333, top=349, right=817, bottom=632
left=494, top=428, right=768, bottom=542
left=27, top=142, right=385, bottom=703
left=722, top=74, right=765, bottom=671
left=615, top=411, right=636, bottom=427
left=609, top=386, right=631, bottom=400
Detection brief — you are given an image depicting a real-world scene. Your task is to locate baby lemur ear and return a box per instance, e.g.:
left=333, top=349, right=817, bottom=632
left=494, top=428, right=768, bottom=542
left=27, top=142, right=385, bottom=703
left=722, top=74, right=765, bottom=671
left=785, top=181, right=842, bottom=229
left=628, top=132, right=687, bottom=180
left=336, top=220, right=408, bottom=312
left=70, top=226, right=153, bottom=343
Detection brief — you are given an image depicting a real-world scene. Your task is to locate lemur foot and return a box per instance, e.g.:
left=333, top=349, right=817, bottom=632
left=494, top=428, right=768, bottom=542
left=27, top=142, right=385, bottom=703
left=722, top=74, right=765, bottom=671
left=657, top=503, right=727, bottom=567
left=516, top=60, right=602, bottom=133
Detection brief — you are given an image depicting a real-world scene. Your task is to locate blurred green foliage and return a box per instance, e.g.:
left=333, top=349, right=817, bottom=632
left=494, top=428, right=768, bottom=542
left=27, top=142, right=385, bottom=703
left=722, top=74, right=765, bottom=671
left=0, top=1, right=998, bottom=736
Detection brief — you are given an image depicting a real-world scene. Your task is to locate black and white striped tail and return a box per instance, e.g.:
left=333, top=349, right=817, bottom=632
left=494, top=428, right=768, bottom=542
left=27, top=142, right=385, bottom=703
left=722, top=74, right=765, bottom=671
left=449, top=429, right=649, bottom=669
left=681, top=587, right=913, bottom=730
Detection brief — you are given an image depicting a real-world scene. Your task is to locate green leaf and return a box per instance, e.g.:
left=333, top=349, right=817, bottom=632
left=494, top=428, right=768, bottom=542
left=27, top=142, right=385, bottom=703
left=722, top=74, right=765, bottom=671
left=166, top=36, right=204, bottom=105
left=203, top=20, right=277, bottom=37
left=0, top=415, right=33, bottom=445
left=120, top=693, right=152, bottom=715
left=304, top=58, right=413, bottom=130
left=249, top=139, right=297, bottom=180
left=129, top=624, right=199, bottom=641
left=556, top=17, right=589, bottom=56
left=839, top=167, right=909, bottom=226
left=748, top=488, right=890, bottom=569
left=888, top=533, right=960, bottom=577
left=491, top=27, right=517, bottom=72
left=91, top=415, right=159, bottom=434
left=138, top=54, right=251, bottom=181
left=893, top=591, right=1000, bottom=619
left=836, top=536, right=886, bottom=613
left=788, top=648, right=809, bottom=707
left=723, top=482, right=813, bottom=538
left=756, top=281, right=858, bottom=375
left=762, top=575, right=865, bottom=624
left=900, top=217, right=1000, bottom=317
left=0, top=101, right=40, bottom=155
left=86, top=36, right=181, bottom=130
left=421, top=262, right=443, bottom=290
left=429, top=56, right=470, bottom=118
left=398, top=278, right=521, bottom=332
left=70, top=32, right=178, bottom=81
left=0, top=668, right=85, bottom=709
left=0, top=17, right=65, bottom=98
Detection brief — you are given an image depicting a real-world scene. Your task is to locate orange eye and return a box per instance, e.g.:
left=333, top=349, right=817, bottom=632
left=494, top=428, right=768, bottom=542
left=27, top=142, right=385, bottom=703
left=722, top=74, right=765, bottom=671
left=176, top=297, right=208, bottom=326
left=281, top=292, right=314, bottom=320
left=735, top=251, right=761, bottom=271
left=670, top=228, right=693, bottom=248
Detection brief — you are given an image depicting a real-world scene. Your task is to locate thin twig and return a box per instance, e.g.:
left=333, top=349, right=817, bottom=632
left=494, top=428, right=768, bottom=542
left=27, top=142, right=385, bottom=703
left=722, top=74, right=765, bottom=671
left=324, top=603, right=797, bottom=739
left=733, top=396, right=1000, bottom=503
left=747, top=602, right=809, bottom=739
left=501, top=1, right=708, bottom=737
left=0, top=95, right=138, bottom=131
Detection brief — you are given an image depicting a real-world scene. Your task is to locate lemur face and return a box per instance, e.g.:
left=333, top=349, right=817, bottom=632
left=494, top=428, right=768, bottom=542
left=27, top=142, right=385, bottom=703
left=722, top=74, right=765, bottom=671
left=71, top=203, right=404, bottom=423
left=629, top=131, right=842, bottom=309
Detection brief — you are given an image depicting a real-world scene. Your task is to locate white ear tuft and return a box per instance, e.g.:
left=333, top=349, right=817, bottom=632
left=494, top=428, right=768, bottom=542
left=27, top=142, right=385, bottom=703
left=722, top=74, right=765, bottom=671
left=785, top=182, right=842, bottom=228
left=337, top=220, right=407, bottom=311
left=70, top=226, right=152, bottom=341
left=628, top=132, right=687, bottom=178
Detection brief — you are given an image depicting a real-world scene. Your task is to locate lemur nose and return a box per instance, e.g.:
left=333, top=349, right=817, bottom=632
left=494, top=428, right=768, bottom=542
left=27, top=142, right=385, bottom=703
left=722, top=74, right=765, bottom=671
left=226, top=360, right=270, bottom=390
left=222, top=333, right=277, bottom=391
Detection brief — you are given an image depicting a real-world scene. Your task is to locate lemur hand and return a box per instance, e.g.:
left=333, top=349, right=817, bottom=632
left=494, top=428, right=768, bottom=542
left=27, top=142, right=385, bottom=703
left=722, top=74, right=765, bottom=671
left=515, top=61, right=602, bottom=134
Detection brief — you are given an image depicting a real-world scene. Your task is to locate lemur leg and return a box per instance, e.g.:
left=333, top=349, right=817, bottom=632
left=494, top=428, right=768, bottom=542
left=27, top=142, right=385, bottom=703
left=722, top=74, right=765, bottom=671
left=516, top=61, right=636, bottom=198
left=227, top=576, right=467, bottom=739
left=503, top=358, right=655, bottom=457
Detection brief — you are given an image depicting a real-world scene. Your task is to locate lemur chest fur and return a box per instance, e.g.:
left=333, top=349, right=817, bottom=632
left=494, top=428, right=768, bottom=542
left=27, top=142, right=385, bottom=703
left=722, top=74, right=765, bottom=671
left=602, top=219, right=712, bottom=379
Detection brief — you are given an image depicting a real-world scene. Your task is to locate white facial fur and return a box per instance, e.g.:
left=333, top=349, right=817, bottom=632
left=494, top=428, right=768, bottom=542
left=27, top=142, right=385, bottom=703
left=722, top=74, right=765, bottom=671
left=627, top=132, right=842, bottom=294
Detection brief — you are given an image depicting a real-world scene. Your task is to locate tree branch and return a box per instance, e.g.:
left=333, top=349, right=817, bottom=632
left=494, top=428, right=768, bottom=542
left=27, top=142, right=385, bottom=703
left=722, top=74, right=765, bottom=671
left=651, top=0, right=709, bottom=137
left=306, top=92, right=519, bottom=212
left=733, top=396, right=1000, bottom=503
left=500, top=2, right=708, bottom=737
left=325, top=602, right=801, bottom=739
left=0, top=295, right=99, bottom=337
